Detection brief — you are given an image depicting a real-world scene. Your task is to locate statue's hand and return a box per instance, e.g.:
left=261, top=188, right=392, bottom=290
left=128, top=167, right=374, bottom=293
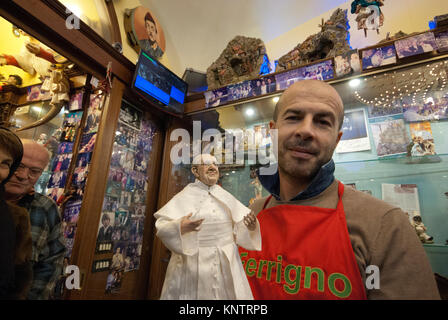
left=243, top=211, right=257, bottom=231
left=180, top=213, right=204, bottom=235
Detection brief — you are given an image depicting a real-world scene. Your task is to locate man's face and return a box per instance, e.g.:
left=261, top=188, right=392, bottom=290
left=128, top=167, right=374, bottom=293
left=145, top=20, right=157, bottom=42
left=192, top=157, right=219, bottom=186
left=5, top=142, right=48, bottom=197
left=0, top=148, right=13, bottom=184
left=270, top=83, right=343, bottom=184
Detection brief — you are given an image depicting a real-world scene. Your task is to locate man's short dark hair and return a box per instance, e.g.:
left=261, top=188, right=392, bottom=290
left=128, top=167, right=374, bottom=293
left=144, top=12, right=157, bottom=33
left=0, top=127, right=23, bottom=184
left=101, top=213, right=110, bottom=223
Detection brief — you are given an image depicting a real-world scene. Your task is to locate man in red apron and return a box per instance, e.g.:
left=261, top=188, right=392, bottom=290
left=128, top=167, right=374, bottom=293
left=240, top=80, right=440, bottom=300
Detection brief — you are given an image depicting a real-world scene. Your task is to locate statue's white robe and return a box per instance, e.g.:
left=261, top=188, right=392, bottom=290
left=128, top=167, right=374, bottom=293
left=154, top=180, right=261, bottom=300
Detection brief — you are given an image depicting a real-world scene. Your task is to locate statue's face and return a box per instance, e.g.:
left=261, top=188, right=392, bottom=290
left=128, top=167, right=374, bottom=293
left=192, top=156, right=219, bottom=186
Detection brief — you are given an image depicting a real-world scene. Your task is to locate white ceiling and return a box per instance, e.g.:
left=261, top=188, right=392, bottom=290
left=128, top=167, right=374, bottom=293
left=142, top=0, right=348, bottom=76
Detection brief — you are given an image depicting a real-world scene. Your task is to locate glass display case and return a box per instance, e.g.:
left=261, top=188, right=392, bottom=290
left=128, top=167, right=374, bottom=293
left=165, top=56, right=448, bottom=278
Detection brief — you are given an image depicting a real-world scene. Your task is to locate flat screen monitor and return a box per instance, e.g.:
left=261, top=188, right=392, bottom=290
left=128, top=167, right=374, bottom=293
left=132, top=50, right=187, bottom=115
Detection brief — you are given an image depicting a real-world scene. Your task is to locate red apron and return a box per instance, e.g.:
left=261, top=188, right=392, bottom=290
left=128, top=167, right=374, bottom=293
left=239, top=182, right=366, bottom=300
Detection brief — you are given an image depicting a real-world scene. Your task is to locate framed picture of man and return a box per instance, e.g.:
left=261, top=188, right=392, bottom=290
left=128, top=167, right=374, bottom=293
left=125, top=6, right=166, bottom=59
left=395, top=32, right=437, bottom=59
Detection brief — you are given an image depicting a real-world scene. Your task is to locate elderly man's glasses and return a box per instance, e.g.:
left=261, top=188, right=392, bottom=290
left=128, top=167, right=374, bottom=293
left=16, top=163, right=43, bottom=178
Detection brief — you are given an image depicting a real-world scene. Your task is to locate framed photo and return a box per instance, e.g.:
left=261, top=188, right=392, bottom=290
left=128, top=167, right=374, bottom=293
left=435, top=30, right=448, bottom=53
left=62, top=200, right=82, bottom=223
left=394, top=32, right=437, bottom=59
left=275, top=67, right=303, bottom=91
left=334, top=49, right=361, bottom=78
left=361, top=45, right=397, bottom=70
left=335, top=108, right=371, bottom=153
left=79, top=132, right=96, bottom=153
left=402, top=96, right=448, bottom=122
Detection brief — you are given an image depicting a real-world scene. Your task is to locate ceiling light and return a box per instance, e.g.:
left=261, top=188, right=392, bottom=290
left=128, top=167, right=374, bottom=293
left=245, top=108, right=255, bottom=117
left=272, top=97, right=280, bottom=103
left=349, top=79, right=361, bottom=88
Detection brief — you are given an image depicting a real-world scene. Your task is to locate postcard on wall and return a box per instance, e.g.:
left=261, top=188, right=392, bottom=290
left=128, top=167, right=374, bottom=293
left=48, top=170, right=67, bottom=189
left=381, top=183, right=421, bottom=221
left=79, top=132, right=96, bottom=153
left=370, top=116, right=409, bottom=157
left=395, top=32, right=437, bottom=59
left=408, top=121, right=436, bottom=156
left=334, top=49, right=361, bottom=78
left=46, top=187, right=64, bottom=203
left=51, top=153, right=72, bottom=172
left=336, top=108, right=371, bottom=153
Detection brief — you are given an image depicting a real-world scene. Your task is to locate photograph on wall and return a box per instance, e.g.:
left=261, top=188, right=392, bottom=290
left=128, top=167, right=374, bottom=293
left=64, top=223, right=76, bottom=239
left=335, top=109, right=371, bottom=153
left=408, top=121, right=436, bottom=156
left=381, top=183, right=421, bottom=222
left=57, top=142, right=73, bottom=154
left=97, top=212, right=115, bottom=243
left=275, top=68, right=303, bottom=91
left=204, top=87, right=229, bottom=108
left=402, top=97, right=448, bottom=122
left=227, top=80, right=252, bottom=101
left=72, top=165, right=89, bottom=187
left=298, top=59, right=334, bottom=81
left=51, top=153, right=72, bottom=172
left=84, top=93, right=104, bottom=134
left=119, top=102, right=142, bottom=130
left=46, top=187, right=64, bottom=203
left=367, top=103, right=403, bottom=119
left=105, top=269, right=124, bottom=294
left=75, top=152, right=92, bottom=168
left=361, top=45, right=397, bottom=70
left=334, top=49, right=361, bottom=78
left=395, top=32, right=437, bottom=59
left=250, top=75, right=276, bottom=97
left=370, top=116, right=409, bottom=157
left=48, top=170, right=67, bottom=189
left=62, top=200, right=82, bottom=224
left=68, top=90, right=84, bottom=111
left=26, top=84, right=51, bottom=102
left=435, top=30, right=448, bottom=53
left=79, top=132, right=97, bottom=153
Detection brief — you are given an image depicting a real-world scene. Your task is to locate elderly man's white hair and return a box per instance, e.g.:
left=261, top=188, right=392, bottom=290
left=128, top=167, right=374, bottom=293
left=191, top=154, right=218, bottom=166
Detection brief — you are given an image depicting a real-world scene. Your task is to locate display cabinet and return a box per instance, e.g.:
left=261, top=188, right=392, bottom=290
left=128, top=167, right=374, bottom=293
left=149, top=54, right=448, bottom=298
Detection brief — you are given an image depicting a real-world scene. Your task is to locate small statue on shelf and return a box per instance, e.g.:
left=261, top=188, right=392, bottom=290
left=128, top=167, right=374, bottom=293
left=411, top=215, right=434, bottom=244
left=351, top=0, right=385, bottom=37
left=154, top=154, right=261, bottom=300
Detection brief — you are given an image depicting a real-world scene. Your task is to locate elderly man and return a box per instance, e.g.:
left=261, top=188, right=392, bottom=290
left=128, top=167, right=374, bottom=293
left=154, top=154, right=261, bottom=300
left=4, top=139, right=66, bottom=300
left=240, top=80, right=440, bottom=300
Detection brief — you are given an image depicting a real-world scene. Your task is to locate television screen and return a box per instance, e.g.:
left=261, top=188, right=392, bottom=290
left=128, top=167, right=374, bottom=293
left=132, top=50, right=187, bottom=115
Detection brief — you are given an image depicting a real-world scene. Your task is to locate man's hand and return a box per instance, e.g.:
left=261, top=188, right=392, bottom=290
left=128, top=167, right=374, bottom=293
left=243, top=212, right=257, bottom=231
left=180, top=213, right=204, bottom=235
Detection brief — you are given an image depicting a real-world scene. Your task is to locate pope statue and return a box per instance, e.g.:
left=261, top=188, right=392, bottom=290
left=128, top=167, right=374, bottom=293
left=154, top=154, right=261, bottom=299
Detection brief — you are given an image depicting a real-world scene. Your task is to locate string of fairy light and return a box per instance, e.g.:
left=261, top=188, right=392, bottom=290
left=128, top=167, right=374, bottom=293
left=353, top=60, right=448, bottom=108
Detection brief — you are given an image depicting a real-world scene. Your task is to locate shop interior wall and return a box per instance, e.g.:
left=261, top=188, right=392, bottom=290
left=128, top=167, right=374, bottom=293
left=265, top=0, right=448, bottom=64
